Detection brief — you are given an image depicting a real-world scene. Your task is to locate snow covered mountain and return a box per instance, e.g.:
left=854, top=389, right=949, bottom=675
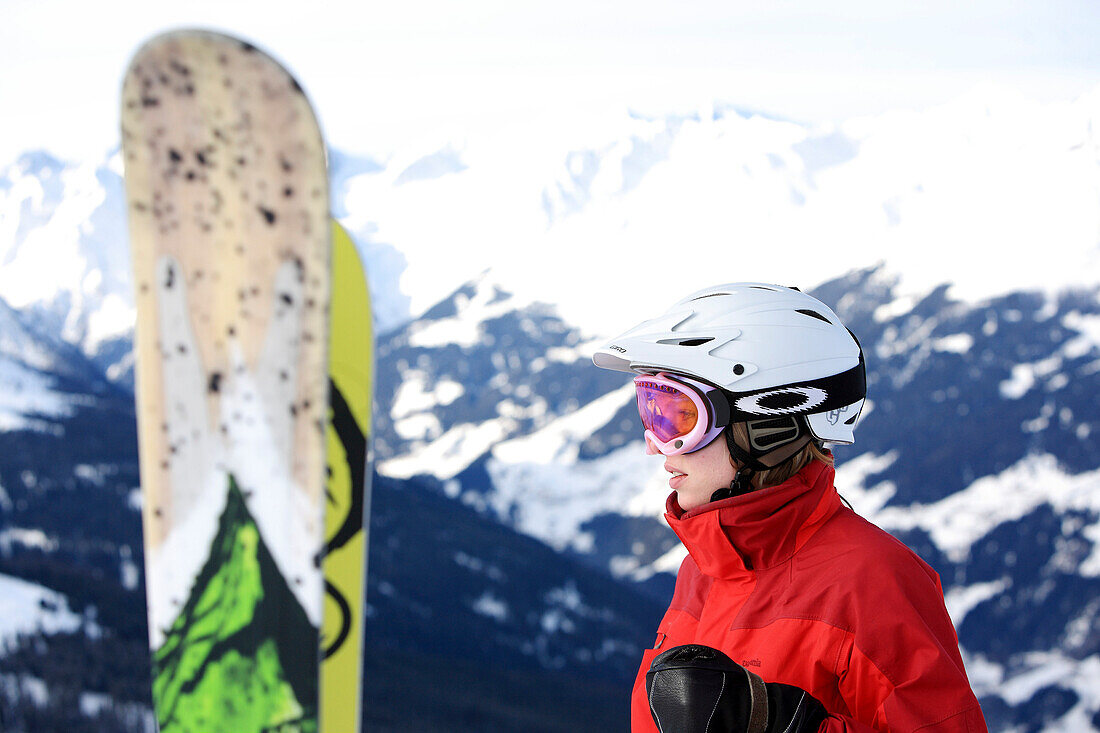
left=2, top=85, right=1100, bottom=730
left=367, top=265, right=1100, bottom=730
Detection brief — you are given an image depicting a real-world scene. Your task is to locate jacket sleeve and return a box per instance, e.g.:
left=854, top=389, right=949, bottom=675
left=821, top=544, right=988, bottom=733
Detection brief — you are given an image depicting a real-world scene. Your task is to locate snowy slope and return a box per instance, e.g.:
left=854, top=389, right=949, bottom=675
left=0, top=573, right=87, bottom=643
left=0, top=295, right=120, bottom=432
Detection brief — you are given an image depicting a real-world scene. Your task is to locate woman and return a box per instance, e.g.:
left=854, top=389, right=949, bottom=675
left=592, top=283, right=986, bottom=733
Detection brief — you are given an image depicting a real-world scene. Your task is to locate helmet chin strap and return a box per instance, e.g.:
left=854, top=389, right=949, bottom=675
left=709, top=469, right=756, bottom=502
left=709, top=428, right=768, bottom=502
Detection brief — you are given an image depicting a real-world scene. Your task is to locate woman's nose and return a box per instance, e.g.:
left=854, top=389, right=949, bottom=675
left=645, top=434, right=660, bottom=456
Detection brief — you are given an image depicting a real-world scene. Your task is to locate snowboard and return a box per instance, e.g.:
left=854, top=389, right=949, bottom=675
left=321, top=221, right=373, bottom=733
left=122, top=30, right=332, bottom=733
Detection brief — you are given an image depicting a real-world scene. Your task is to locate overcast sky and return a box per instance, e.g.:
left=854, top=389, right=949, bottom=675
left=4, top=0, right=1100, bottom=165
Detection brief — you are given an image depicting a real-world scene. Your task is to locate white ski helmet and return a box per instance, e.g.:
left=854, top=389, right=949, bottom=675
left=593, top=282, right=866, bottom=445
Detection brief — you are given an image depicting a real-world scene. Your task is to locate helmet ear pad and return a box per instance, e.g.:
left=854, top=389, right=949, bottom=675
left=723, top=415, right=813, bottom=472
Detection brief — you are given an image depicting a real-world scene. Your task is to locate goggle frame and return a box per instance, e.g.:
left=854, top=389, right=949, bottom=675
left=633, top=372, right=730, bottom=456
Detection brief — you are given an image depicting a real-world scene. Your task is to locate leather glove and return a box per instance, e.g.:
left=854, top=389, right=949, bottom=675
left=645, top=644, right=828, bottom=733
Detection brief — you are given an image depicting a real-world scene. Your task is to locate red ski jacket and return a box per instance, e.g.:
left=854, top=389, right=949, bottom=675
left=631, top=459, right=987, bottom=732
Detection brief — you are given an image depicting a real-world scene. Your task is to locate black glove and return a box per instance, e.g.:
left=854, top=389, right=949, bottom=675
left=645, top=644, right=828, bottom=733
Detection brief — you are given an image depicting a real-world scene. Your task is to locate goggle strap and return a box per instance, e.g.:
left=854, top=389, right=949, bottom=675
left=704, top=388, right=731, bottom=430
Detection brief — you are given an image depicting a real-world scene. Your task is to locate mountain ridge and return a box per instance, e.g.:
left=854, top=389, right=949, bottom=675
left=4, top=87, right=1100, bottom=728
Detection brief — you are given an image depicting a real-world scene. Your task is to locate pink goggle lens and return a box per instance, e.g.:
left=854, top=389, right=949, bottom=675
left=634, top=378, right=700, bottom=444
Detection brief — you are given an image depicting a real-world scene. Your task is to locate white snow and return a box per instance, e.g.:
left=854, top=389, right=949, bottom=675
left=943, top=579, right=1008, bottom=627
left=544, top=342, right=597, bottom=366
left=0, top=573, right=83, bottom=645
left=393, top=412, right=443, bottom=442
left=0, top=673, right=49, bottom=708
left=404, top=275, right=528, bottom=349
left=381, top=418, right=514, bottom=480
left=964, top=650, right=1100, bottom=733
left=84, top=292, right=135, bottom=352
left=492, top=383, right=634, bottom=464
left=1000, top=363, right=1037, bottom=400
left=1079, top=523, right=1100, bottom=577
left=0, top=156, right=133, bottom=355
left=391, top=370, right=464, bottom=418
left=471, top=591, right=509, bottom=622
left=339, top=84, right=1100, bottom=340
left=118, top=545, right=140, bottom=592
left=540, top=608, right=575, bottom=634
left=650, top=543, right=690, bottom=577
left=0, top=528, right=58, bottom=554
left=388, top=378, right=672, bottom=570
left=873, top=294, right=920, bottom=323
left=1000, top=355, right=1065, bottom=400
left=932, top=333, right=973, bottom=354
left=860, top=454, right=1100, bottom=564
left=79, top=691, right=113, bottom=717
left=833, top=451, right=899, bottom=517
left=74, top=464, right=106, bottom=487
left=0, top=359, right=75, bottom=431
left=1004, top=652, right=1100, bottom=710
left=0, top=161, right=100, bottom=307
left=484, top=387, right=674, bottom=559
left=1061, top=311, right=1100, bottom=360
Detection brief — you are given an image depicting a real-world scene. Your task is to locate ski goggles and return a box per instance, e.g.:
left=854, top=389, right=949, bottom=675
left=633, top=372, right=730, bottom=456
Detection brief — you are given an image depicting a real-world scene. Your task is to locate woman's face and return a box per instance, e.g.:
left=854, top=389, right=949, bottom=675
left=650, top=432, right=737, bottom=512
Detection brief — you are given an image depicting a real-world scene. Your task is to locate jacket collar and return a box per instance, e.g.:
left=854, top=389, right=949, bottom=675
left=664, top=459, right=841, bottom=579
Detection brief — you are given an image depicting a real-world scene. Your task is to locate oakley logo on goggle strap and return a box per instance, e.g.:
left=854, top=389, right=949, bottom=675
left=734, top=386, right=828, bottom=416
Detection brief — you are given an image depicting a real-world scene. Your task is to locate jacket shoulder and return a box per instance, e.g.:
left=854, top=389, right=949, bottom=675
left=793, top=507, right=967, bottom=672
left=807, top=506, right=942, bottom=592
left=751, top=506, right=954, bottom=644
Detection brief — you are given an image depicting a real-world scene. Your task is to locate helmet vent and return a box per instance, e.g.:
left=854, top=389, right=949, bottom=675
left=689, top=293, right=731, bottom=301
left=658, top=337, right=715, bottom=347
left=796, top=309, right=832, bottom=324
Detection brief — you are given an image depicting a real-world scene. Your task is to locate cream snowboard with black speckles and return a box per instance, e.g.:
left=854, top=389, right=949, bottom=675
left=122, top=29, right=330, bottom=733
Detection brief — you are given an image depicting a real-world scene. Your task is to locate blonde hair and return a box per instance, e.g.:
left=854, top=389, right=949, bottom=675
left=728, top=422, right=833, bottom=491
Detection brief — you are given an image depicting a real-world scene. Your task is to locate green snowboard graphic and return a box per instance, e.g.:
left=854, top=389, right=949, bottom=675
left=153, top=477, right=317, bottom=733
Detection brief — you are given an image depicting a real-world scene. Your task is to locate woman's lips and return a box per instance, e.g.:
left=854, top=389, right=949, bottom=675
left=666, top=463, right=686, bottom=489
